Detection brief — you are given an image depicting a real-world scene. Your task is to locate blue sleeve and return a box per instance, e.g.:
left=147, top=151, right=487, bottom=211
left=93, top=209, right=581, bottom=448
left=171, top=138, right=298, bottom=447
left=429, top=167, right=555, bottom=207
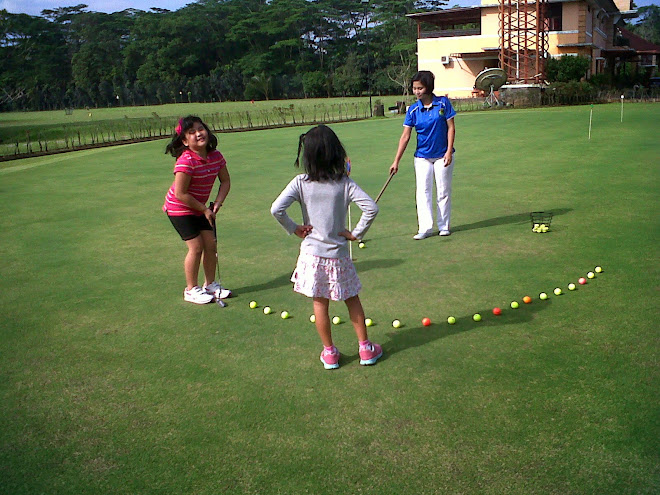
left=403, top=106, right=415, bottom=127
left=444, top=98, right=456, bottom=120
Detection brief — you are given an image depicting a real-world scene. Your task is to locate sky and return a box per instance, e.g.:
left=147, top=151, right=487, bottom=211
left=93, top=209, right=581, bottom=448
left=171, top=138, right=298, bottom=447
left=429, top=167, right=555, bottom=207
left=2, top=0, right=656, bottom=17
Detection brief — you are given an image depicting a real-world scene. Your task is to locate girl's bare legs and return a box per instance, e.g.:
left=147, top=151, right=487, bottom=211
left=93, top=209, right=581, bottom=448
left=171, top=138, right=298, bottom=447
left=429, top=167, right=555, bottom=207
left=345, top=295, right=368, bottom=342
left=200, top=230, right=218, bottom=286
left=313, top=297, right=333, bottom=347
left=183, top=236, right=204, bottom=289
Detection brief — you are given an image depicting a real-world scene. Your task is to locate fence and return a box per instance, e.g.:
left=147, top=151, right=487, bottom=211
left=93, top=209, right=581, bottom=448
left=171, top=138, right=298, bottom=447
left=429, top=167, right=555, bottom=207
left=1, top=101, right=372, bottom=161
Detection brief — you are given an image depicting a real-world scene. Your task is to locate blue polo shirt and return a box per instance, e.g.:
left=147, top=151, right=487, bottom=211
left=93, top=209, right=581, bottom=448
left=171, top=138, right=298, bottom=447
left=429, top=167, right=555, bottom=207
left=404, top=95, right=456, bottom=158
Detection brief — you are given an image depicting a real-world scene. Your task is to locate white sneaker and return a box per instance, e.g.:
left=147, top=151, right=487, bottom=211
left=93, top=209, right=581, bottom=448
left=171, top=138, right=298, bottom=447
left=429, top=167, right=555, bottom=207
left=204, top=281, right=232, bottom=299
left=439, top=230, right=451, bottom=236
left=184, top=286, right=214, bottom=304
left=413, top=231, right=433, bottom=240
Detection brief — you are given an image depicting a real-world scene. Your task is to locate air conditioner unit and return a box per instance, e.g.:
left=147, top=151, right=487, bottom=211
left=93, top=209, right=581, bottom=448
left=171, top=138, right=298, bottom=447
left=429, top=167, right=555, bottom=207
left=441, top=56, right=450, bottom=65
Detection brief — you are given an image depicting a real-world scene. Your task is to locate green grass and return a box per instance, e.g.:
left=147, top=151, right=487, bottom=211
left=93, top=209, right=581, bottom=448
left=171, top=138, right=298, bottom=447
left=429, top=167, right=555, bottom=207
left=1, top=103, right=658, bottom=494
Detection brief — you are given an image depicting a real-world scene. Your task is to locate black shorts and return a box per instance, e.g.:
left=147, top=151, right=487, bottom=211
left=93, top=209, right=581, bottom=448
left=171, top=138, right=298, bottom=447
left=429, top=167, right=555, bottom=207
left=168, top=214, right=213, bottom=241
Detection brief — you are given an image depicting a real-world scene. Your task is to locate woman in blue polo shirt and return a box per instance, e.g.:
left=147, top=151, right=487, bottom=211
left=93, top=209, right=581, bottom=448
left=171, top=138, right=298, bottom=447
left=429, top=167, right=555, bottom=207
left=389, top=70, right=456, bottom=240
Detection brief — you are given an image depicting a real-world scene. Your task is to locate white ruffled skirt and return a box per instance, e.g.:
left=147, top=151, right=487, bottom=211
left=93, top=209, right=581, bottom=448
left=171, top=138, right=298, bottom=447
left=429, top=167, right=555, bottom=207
left=291, top=252, right=361, bottom=301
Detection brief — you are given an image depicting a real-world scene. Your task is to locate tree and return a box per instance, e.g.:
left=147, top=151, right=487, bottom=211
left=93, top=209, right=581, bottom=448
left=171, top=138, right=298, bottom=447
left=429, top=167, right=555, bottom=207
left=626, top=5, right=660, bottom=45
left=546, top=55, right=591, bottom=82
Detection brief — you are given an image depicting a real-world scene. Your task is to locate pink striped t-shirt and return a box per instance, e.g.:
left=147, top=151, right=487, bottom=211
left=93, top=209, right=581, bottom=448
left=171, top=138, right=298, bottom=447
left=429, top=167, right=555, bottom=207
left=163, top=149, right=226, bottom=216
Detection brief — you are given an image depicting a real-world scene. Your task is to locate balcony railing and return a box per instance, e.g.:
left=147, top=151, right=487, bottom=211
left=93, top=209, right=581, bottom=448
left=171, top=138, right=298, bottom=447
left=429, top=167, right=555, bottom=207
left=420, top=28, right=481, bottom=39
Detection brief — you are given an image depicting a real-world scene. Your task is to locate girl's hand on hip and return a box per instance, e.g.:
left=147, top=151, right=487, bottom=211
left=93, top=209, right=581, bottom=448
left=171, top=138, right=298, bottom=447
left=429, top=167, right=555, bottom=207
left=295, top=225, right=313, bottom=239
left=338, top=230, right=357, bottom=241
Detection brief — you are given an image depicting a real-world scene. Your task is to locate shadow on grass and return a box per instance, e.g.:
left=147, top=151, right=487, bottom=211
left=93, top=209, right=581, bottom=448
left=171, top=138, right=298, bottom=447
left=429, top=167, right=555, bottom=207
left=341, top=300, right=551, bottom=365
left=452, top=208, right=572, bottom=233
left=366, top=208, right=572, bottom=241
left=236, top=258, right=404, bottom=295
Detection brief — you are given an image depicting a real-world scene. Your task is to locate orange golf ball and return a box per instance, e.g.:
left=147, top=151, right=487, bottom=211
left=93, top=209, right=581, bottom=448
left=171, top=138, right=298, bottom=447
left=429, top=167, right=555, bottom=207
left=523, top=296, right=532, bottom=304
left=422, top=317, right=431, bottom=327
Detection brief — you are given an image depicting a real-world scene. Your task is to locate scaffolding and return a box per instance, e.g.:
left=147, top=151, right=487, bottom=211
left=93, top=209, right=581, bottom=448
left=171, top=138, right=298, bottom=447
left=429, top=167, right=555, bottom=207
left=499, top=0, right=549, bottom=84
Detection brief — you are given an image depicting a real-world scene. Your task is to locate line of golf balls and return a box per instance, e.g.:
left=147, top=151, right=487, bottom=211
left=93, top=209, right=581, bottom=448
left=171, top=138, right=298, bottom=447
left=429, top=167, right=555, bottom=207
left=247, top=266, right=602, bottom=328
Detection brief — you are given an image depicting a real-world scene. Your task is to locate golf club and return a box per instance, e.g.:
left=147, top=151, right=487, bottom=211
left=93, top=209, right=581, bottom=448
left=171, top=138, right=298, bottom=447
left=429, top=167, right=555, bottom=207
left=209, top=202, right=227, bottom=307
left=375, top=171, right=396, bottom=203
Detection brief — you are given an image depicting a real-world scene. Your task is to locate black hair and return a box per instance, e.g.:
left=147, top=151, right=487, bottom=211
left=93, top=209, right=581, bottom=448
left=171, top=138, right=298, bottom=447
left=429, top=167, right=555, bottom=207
left=411, top=70, right=435, bottom=94
left=165, top=115, right=218, bottom=158
left=294, top=125, right=347, bottom=182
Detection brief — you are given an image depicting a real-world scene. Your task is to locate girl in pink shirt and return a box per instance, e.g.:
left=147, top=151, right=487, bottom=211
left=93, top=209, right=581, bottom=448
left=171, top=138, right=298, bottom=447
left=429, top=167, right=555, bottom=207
left=163, top=115, right=232, bottom=304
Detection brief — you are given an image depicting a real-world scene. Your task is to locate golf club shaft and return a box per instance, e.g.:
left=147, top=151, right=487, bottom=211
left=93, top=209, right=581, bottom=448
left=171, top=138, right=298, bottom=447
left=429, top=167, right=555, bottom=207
left=375, top=171, right=395, bottom=203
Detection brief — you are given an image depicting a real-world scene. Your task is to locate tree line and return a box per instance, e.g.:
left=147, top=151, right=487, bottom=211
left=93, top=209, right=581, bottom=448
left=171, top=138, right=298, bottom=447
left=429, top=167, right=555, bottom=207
left=0, top=0, right=447, bottom=111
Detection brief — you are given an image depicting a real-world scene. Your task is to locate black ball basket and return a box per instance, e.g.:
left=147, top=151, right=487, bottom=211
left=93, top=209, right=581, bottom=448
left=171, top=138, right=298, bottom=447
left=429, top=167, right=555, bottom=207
left=530, top=211, right=553, bottom=232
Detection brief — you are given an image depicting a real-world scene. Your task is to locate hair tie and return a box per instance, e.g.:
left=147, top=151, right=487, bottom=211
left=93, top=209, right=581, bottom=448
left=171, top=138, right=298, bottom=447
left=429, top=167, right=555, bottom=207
left=175, top=118, right=183, bottom=135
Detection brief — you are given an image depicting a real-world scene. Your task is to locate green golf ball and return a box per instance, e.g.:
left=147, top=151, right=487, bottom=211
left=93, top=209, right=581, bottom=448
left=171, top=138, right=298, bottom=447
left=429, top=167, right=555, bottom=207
left=473, top=313, right=482, bottom=322
left=511, top=301, right=519, bottom=309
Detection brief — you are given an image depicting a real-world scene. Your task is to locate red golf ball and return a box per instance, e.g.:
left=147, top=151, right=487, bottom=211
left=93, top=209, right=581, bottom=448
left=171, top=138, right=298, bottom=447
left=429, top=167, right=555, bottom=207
left=422, top=317, right=431, bottom=327
left=493, top=307, right=502, bottom=315
left=578, top=277, right=587, bottom=285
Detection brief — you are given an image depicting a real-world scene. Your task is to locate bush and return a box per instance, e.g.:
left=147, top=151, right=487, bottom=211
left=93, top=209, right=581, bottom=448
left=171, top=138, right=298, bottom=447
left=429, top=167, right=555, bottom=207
left=546, top=55, right=591, bottom=83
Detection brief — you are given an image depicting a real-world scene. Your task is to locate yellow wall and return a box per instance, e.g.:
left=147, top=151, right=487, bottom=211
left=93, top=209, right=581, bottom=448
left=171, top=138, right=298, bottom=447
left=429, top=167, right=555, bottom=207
left=418, top=36, right=500, bottom=97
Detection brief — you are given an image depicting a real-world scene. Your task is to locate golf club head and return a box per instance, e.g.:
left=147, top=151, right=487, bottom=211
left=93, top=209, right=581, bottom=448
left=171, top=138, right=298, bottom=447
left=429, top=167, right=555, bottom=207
left=214, top=289, right=227, bottom=307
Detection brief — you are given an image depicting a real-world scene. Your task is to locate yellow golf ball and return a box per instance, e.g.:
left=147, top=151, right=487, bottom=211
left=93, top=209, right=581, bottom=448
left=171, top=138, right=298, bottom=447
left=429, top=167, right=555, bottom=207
left=263, top=306, right=272, bottom=314
left=249, top=301, right=257, bottom=309
left=473, top=313, right=482, bottom=322
left=587, top=271, right=595, bottom=279
left=447, top=316, right=456, bottom=325
left=280, top=311, right=289, bottom=319
left=511, top=301, right=519, bottom=309
left=365, top=318, right=373, bottom=327
left=358, top=242, right=366, bottom=249
left=392, top=319, right=401, bottom=328
left=595, top=266, right=603, bottom=273
left=539, top=292, right=548, bottom=300
left=568, top=283, right=576, bottom=291
left=309, top=314, right=316, bottom=323
left=332, top=316, right=341, bottom=325
left=554, top=288, right=562, bottom=296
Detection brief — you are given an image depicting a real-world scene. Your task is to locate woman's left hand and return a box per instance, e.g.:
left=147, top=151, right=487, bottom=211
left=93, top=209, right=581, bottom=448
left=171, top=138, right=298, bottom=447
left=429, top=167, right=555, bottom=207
left=443, top=152, right=453, bottom=167
left=338, top=230, right=357, bottom=241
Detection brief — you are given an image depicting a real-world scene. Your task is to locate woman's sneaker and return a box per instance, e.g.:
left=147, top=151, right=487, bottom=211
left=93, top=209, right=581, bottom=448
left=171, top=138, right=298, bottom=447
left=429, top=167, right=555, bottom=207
left=184, top=286, right=214, bottom=305
left=359, top=343, right=383, bottom=366
left=320, top=347, right=340, bottom=370
left=204, top=281, right=232, bottom=299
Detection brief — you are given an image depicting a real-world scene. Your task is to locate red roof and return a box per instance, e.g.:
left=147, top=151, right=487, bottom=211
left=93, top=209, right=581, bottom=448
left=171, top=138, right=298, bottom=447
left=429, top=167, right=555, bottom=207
left=618, top=27, right=660, bottom=53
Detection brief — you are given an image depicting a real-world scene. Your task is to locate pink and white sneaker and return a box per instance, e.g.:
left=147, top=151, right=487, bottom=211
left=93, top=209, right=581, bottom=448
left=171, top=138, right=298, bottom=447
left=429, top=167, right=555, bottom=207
left=320, top=347, right=340, bottom=370
left=359, top=342, right=383, bottom=366
left=204, top=281, right=232, bottom=299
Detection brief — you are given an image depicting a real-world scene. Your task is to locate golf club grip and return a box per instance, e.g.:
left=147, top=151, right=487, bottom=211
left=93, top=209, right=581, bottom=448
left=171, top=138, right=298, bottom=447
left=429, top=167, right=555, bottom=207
left=375, top=172, right=395, bottom=203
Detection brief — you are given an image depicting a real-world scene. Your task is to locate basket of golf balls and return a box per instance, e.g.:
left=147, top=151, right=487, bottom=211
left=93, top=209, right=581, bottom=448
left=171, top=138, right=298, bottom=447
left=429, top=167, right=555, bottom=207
left=530, top=211, right=553, bottom=233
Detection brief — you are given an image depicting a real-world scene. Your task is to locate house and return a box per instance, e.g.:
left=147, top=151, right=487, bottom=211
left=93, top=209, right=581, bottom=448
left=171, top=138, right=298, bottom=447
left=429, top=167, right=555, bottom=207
left=407, top=0, right=639, bottom=98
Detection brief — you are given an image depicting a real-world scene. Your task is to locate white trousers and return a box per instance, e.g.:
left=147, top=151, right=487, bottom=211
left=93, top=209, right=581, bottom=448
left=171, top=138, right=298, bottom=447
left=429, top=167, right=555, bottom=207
left=414, top=156, right=454, bottom=234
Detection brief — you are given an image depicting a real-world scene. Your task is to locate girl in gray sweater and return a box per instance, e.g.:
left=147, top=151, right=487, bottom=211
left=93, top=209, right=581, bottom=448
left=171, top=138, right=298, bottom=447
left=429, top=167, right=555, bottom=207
left=271, top=125, right=383, bottom=370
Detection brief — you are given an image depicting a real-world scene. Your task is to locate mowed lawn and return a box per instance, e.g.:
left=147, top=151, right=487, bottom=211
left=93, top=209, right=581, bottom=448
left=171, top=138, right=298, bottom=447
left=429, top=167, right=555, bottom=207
left=0, top=103, right=658, bottom=495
